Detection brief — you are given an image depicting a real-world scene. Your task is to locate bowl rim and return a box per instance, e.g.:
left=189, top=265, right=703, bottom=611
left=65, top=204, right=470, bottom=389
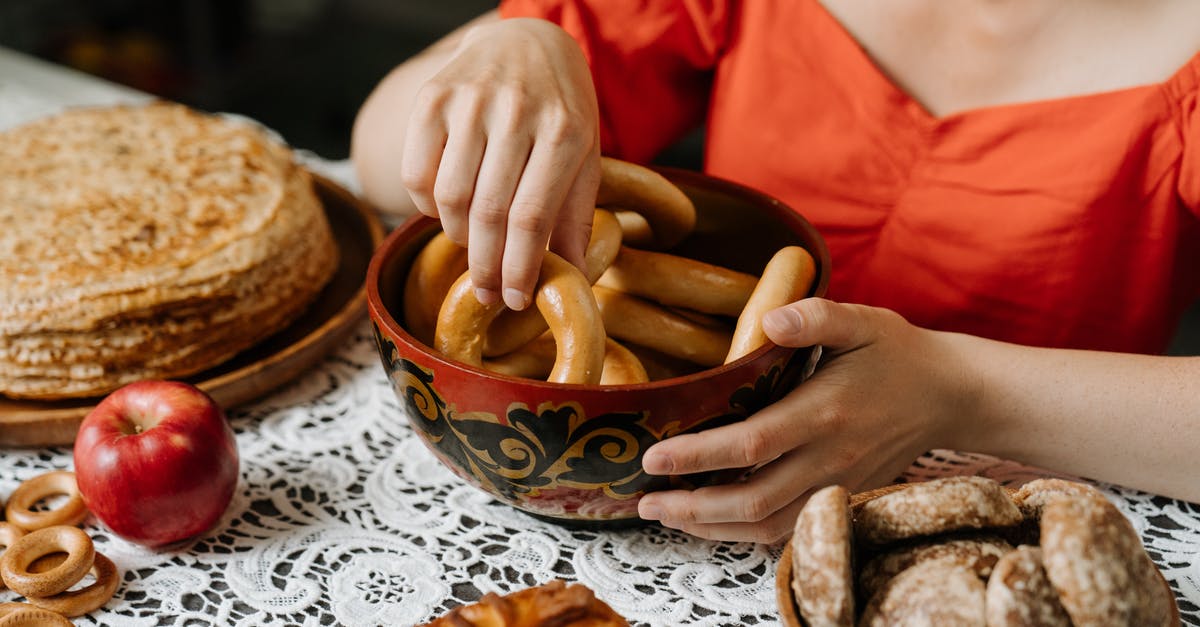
left=366, top=166, right=832, bottom=393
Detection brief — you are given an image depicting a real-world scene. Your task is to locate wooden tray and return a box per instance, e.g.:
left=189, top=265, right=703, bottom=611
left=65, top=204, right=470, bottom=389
left=0, top=174, right=385, bottom=447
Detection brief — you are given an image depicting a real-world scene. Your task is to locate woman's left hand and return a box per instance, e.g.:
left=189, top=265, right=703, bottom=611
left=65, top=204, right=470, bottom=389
left=636, top=297, right=975, bottom=543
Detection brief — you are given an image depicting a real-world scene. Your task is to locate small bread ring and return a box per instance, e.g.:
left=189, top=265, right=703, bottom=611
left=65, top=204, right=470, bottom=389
left=0, top=526, right=94, bottom=598
left=596, top=157, right=696, bottom=249
left=611, top=209, right=655, bottom=248
left=25, top=552, right=119, bottom=618
left=596, top=246, right=758, bottom=317
left=592, top=286, right=732, bottom=367
left=436, top=252, right=606, bottom=385
left=4, top=472, right=87, bottom=532
left=725, top=246, right=817, bottom=364
left=403, top=232, right=469, bottom=347
left=0, top=604, right=74, bottom=627
left=482, top=210, right=623, bottom=357
left=599, top=339, right=649, bottom=385
left=0, top=524, right=26, bottom=591
left=484, top=335, right=648, bottom=386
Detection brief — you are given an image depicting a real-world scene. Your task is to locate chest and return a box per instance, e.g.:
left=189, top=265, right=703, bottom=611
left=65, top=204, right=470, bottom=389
left=817, top=0, right=1200, bottom=117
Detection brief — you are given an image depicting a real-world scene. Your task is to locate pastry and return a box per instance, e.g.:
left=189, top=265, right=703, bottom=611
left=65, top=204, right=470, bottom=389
left=791, top=485, right=854, bottom=627
left=420, top=580, right=630, bottom=627
left=858, top=535, right=1012, bottom=602
left=858, top=559, right=987, bottom=626
left=985, top=546, right=1071, bottom=627
left=854, top=477, right=1023, bottom=546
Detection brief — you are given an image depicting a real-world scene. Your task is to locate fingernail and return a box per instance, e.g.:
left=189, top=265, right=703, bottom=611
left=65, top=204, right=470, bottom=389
left=503, top=288, right=530, bottom=311
left=643, top=450, right=674, bottom=475
left=763, top=308, right=803, bottom=336
left=474, top=288, right=499, bottom=305
left=639, top=503, right=664, bottom=521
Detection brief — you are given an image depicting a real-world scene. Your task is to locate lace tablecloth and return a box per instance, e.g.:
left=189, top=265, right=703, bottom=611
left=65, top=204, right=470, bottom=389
left=2, top=47, right=1199, bottom=626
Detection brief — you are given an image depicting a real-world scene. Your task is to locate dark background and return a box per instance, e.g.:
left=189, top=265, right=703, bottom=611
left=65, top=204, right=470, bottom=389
left=0, top=0, right=1195, bottom=353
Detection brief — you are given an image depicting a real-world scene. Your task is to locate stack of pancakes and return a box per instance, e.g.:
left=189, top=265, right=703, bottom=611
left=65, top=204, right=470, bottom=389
left=0, top=103, right=338, bottom=400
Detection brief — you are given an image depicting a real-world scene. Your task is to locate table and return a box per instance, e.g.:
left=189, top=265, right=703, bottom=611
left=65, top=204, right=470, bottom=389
left=1, top=46, right=1198, bottom=626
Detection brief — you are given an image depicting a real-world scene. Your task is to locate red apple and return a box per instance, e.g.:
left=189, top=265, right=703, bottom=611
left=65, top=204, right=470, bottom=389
left=73, top=380, right=239, bottom=548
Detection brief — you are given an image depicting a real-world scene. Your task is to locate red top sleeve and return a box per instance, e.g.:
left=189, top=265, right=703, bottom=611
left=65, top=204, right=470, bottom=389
left=499, top=0, right=731, bottom=163
left=1173, top=61, right=1200, bottom=217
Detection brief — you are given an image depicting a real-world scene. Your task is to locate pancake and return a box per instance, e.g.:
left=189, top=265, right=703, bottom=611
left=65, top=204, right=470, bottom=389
left=0, top=103, right=338, bottom=399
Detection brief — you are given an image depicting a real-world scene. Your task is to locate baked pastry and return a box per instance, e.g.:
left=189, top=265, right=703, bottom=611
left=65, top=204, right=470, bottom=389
left=0, top=103, right=338, bottom=399
left=420, top=580, right=629, bottom=627
left=791, top=485, right=853, bottom=627
left=857, top=535, right=1012, bottom=602
left=1039, top=493, right=1174, bottom=626
left=858, top=559, right=987, bottom=626
left=854, top=477, right=1023, bottom=546
left=1011, top=477, right=1104, bottom=520
left=985, top=546, right=1071, bottom=627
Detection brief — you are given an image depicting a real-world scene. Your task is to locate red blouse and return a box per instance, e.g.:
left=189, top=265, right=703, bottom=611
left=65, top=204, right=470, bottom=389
left=500, top=0, right=1200, bottom=354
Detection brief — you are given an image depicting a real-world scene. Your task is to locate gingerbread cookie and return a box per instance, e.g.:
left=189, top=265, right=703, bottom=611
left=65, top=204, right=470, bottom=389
left=1040, top=493, right=1173, bottom=626
left=858, top=535, right=1012, bottom=601
left=854, top=477, right=1022, bottom=546
left=985, top=546, right=1071, bottom=627
left=791, top=485, right=854, bottom=627
left=1012, top=478, right=1104, bottom=520
left=858, top=559, right=986, bottom=626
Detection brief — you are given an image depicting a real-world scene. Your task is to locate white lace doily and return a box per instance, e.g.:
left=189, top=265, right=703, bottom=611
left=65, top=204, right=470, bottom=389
left=2, top=49, right=1198, bottom=627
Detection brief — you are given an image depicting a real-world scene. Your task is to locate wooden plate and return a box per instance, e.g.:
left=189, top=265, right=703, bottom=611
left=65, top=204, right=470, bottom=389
left=0, top=174, right=385, bottom=447
left=776, top=483, right=1182, bottom=627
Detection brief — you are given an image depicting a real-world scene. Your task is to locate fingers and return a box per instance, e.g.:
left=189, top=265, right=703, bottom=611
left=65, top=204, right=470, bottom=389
left=762, top=298, right=877, bottom=351
left=400, top=87, right=448, bottom=220
left=671, top=493, right=810, bottom=544
left=465, top=134, right=532, bottom=305
left=547, top=151, right=601, bottom=271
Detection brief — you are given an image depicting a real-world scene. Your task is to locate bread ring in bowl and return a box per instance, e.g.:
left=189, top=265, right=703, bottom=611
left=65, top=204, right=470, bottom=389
left=483, top=335, right=649, bottom=386
left=436, top=252, right=606, bottom=385
left=595, top=246, right=758, bottom=317
left=592, top=286, right=732, bottom=367
left=596, top=157, right=696, bottom=250
left=403, top=232, right=468, bottom=347
left=725, top=246, right=817, bottom=364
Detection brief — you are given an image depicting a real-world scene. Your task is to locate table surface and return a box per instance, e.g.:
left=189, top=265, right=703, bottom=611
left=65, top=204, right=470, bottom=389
left=1, top=46, right=1198, bottom=626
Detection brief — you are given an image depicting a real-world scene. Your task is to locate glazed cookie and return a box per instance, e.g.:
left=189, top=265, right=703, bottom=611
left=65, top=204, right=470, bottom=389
left=1012, top=477, right=1103, bottom=520
left=858, top=558, right=987, bottom=626
left=791, top=485, right=854, bottom=627
left=854, top=477, right=1022, bottom=546
left=1040, top=493, right=1173, bottom=626
left=985, top=546, right=1071, bottom=627
left=858, top=535, right=1012, bottom=601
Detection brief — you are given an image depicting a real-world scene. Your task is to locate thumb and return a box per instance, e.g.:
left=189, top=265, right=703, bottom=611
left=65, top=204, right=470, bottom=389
left=761, top=297, right=876, bottom=350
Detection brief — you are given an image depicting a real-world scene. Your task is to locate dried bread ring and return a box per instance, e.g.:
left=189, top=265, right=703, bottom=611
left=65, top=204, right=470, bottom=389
left=25, top=552, right=119, bottom=618
left=484, top=335, right=648, bottom=386
left=436, top=252, right=606, bottom=385
left=597, top=157, right=696, bottom=250
left=985, top=546, right=1071, bottom=627
left=482, top=210, right=623, bottom=357
left=596, top=246, right=758, bottom=317
left=858, top=535, right=1012, bottom=602
left=403, top=232, right=468, bottom=347
left=4, top=472, right=88, bottom=532
left=0, top=526, right=93, bottom=599
left=592, top=286, right=732, bottom=367
left=725, top=246, right=817, bottom=364
left=420, top=579, right=628, bottom=626
left=599, top=338, right=649, bottom=386
left=611, top=209, right=654, bottom=248
left=791, top=485, right=854, bottom=627
left=854, top=477, right=1022, bottom=546
left=1039, top=492, right=1174, bottom=626
left=858, top=559, right=987, bottom=626
left=0, top=604, right=73, bottom=627
left=0, top=524, right=25, bottom=591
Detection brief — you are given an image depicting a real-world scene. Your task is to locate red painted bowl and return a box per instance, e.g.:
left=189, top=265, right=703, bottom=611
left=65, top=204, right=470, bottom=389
left=366, top=168, right=831, bottom=525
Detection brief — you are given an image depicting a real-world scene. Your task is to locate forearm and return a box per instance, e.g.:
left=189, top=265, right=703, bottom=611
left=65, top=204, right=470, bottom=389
left=943, top=331, right=1200, bottom=501
left=350, top=10, right=499, bottom=216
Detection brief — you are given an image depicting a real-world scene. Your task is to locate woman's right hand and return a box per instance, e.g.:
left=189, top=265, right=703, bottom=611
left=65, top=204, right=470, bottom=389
left=401, top=18, right=601, bottom=312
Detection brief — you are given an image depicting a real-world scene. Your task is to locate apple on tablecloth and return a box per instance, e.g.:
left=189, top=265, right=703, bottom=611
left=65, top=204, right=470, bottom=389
left=73, top=380, right=240, bottom=548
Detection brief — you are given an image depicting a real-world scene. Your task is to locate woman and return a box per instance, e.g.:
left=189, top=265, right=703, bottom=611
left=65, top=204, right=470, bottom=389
left=351, top=0, right=1200, bottom=543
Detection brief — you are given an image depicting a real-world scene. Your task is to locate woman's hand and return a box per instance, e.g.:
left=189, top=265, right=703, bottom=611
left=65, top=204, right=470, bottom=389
left=402, top=18, right=601, bottom=311
left=636, top=298, right=975, bottom=543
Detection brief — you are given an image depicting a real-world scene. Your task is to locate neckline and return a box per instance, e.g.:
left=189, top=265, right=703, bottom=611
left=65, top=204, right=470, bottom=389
left=809, top=0, right=1200, bottom=125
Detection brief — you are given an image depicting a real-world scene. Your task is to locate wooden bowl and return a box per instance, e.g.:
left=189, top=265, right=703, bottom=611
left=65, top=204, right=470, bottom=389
left=367, top=168, right=831, bottom=525
left=776, top=483, right=1182, bottom=626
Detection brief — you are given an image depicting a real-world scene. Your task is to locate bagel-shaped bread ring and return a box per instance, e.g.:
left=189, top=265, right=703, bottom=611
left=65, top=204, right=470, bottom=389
left=4, top=472, right=87, bottom=532
left=0, top=604, right=74, bottom=627
left=611, top=209, right=655, bottom=249
left=0, top=524, right=26, bottom=591
left=597, top=157, right=696, bottom=250
left=724, top=246, right=817, bottom=364
left=599, top=338, right=650, bottom=386
left=484, top=335, right=649, bottom=386
left=596, top=246, right=759, bottom=316
left=25, top=552, right=119, bottom=618
left=0, top=526, right=93, bottom=599
left=403, top=232, right=469, bottom=347
left=436, top=252, right=606, bottom=385
left=482, top=209, right=623, bottom=358
left=592, top=286, right=732, bottom=367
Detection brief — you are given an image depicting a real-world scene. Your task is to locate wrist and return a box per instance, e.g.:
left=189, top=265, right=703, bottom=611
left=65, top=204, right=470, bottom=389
left=926, top=330, right=992, bottom=454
